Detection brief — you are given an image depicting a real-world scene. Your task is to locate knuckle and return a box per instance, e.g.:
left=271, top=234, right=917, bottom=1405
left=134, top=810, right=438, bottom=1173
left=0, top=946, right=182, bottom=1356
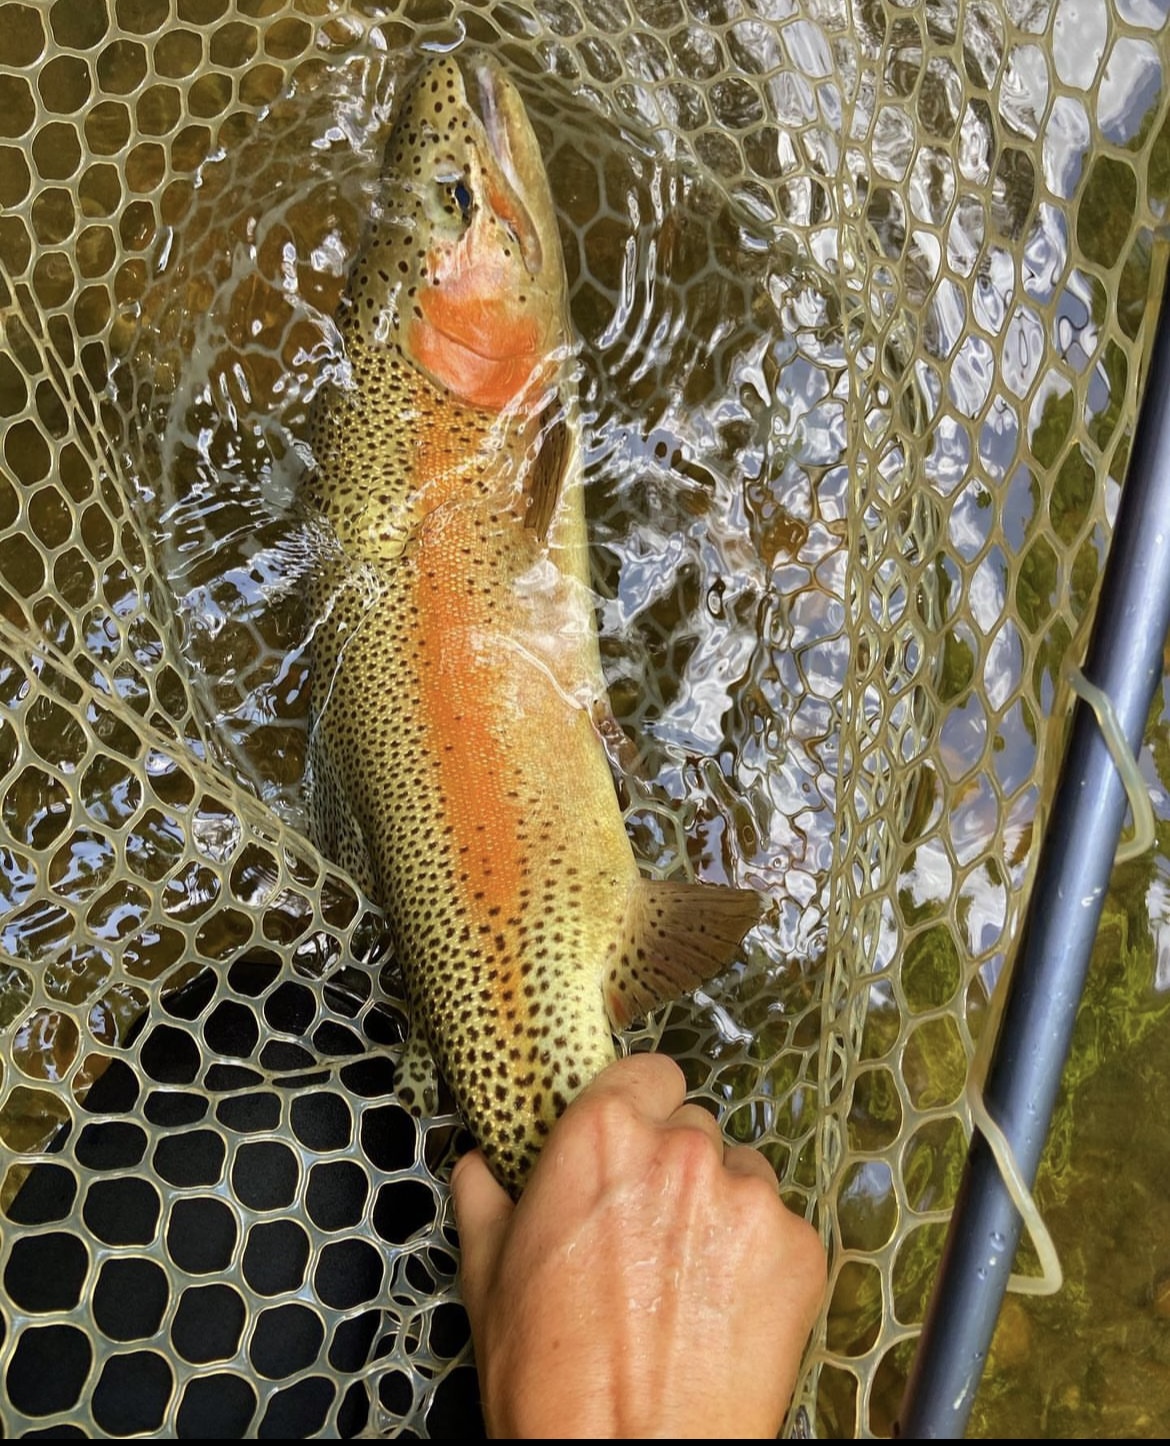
left=731, top=1167, right=784, bottom=1222
left=576, top=1087, right=641, bottom=1150
left=663, top=1120, right=722, bottom=1184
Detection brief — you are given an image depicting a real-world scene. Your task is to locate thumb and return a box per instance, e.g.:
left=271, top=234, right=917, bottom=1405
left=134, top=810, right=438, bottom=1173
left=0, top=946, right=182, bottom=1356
left=450, top=1149, right=514, bottom=1315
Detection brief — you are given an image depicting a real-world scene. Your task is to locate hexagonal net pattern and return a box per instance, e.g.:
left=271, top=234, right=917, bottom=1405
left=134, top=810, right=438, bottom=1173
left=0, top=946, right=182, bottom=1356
left=0, top=0, right=1166, bottom=1437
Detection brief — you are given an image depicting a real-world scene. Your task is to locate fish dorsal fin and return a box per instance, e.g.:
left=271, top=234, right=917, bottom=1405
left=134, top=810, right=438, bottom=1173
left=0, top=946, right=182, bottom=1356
left=524, top=399, right=568, bottom=542
left=604, top=878, right=765, bottom=1031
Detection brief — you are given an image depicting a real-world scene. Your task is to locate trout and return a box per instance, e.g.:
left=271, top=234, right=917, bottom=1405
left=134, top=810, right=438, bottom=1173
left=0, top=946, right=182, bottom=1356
left=304, top=54, right=762, bottom=1196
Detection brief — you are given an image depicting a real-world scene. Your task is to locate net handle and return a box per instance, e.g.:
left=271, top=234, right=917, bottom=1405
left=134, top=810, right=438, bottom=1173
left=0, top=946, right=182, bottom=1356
left=897, top=279, right=1170, bottom=1439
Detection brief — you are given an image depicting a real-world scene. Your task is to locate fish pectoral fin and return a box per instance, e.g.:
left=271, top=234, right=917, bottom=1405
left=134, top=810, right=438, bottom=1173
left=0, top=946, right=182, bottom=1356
left=394, top=1030, right=440, bottom=1117
left=591, top=699, right=644, bottom=795
left=523, top=396, right=569, bottom=542
left=603, top=878, right=765, bottom=1031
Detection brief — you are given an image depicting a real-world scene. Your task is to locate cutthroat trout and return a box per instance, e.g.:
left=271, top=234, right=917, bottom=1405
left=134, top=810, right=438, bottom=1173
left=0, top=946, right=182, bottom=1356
left=305, top=54, right=762, bottom=1196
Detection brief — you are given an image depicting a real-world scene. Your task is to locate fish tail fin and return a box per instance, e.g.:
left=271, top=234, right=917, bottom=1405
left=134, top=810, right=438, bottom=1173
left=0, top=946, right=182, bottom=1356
left=604, top=878, right=765, bottom=1031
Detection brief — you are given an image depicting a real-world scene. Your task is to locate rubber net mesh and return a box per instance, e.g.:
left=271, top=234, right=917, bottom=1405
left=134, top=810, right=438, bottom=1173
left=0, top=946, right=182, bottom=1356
left=1, top=0, right=1167, bottom=1436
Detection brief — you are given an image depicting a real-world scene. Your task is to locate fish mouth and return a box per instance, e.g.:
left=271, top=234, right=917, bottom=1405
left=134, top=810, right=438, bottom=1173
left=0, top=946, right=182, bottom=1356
left=466, top=59, right=545, bottom=276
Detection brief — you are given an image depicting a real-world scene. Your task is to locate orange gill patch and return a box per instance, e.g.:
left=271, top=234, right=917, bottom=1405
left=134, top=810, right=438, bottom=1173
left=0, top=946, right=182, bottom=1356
left=409, top=238, right=542, bottom=413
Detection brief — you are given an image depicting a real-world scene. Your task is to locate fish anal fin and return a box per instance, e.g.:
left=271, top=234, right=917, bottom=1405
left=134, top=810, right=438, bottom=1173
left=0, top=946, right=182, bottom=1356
left=394, top=1029, right=439, bottom=1116
left=524, top=399, right=568, bottom=542
left=604, top=878, right=765, bottom=1031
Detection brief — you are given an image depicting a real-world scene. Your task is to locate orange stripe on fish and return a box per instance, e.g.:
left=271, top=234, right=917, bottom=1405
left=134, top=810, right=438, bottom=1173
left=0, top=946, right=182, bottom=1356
left=410, top=519, right=526, bottom=924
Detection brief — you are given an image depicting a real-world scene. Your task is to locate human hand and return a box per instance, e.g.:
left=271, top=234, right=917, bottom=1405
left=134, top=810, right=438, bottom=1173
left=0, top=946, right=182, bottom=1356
left=451, top=1052, right=827, bottom=1439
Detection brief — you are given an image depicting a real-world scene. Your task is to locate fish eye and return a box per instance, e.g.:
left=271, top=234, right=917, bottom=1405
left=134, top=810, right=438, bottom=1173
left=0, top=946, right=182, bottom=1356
left=452, top=179, right=472, bottom=221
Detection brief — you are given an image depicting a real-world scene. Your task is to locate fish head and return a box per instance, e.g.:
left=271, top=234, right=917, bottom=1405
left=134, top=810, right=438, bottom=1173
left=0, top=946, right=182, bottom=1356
left=364, top=54, right=570, bottom=415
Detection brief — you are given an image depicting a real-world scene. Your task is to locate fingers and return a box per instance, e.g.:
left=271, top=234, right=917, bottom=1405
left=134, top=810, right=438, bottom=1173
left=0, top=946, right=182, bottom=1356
left=669, top=1100, right=725, bottom=1150
left=451, top=1148, right=514, bottom=1315
left=455, top=1055, right=785, bottom=1253
left=571, top=1055, right=781, bottom=1181
left=576, top=1051, right=687, bottom=1122
left=723, top=1140, right=782, bottom=1186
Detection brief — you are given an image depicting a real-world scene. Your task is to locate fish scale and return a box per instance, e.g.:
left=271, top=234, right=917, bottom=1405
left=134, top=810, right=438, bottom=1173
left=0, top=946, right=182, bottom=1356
left=305, top=53, right=762, bottom=1195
